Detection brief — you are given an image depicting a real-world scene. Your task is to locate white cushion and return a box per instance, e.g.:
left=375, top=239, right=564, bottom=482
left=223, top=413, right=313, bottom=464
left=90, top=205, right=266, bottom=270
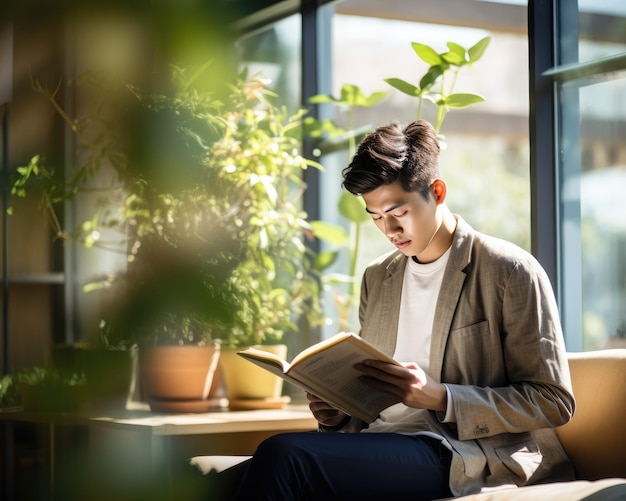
left=189, top=455, right=251, bottom=474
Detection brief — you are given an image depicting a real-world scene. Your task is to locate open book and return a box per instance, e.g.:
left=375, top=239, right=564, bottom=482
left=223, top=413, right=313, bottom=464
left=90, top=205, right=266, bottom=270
left=237, top=332, right=401, bottom=423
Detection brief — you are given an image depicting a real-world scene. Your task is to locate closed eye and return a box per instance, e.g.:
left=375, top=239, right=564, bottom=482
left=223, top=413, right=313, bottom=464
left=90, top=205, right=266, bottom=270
left=371, top=210, right=407, bottom=222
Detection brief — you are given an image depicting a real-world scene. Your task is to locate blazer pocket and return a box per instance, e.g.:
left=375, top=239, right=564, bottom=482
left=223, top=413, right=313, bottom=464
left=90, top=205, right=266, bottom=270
left=450, top=320, right=490, bottom=339
left=494, top=440, right=543, bottom=482
left=446, top=321, right=505, bottom=382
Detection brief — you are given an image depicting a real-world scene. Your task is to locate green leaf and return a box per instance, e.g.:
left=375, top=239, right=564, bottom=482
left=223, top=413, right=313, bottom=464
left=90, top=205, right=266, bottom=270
left=261, top=252, right=275, bottom=278
left=83, top=230, right=100, bottom=248
left=412, top=42, right=442, bottom=66
left=309, top=93, right=337, bottom=104
left=310, top=220, right=349, bottom=245
left=83, top=281, right=108, bottom=293
left=447, top=42, right=466, bottom=60
left=313, top=250, right=338, bottom=271
left=384, top=78, right=421, bottom=97
left=445, top=93, right=485, bottom=108
left=361, top=90, right=388, bottom=107
left=441, top=48, right=466, bottom=66
left=341, top=84, right=376, bottom=107
left=258, top=174, right=278, bottom=204
left=339, top=84, right=361, bottom=105
left=419, top=66, right=444, bottom=90
left=468, top=36, right=491, bottom=63
left=338, top=191, right=369, bottom=223
left=310, top=85, right=385, bottom=108
left=304, top=117, right=348, bottom=139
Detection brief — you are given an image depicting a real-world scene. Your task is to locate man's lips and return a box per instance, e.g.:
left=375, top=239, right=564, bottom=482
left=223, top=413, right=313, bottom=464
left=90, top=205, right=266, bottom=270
left=393, top=240, right=411, bottom=249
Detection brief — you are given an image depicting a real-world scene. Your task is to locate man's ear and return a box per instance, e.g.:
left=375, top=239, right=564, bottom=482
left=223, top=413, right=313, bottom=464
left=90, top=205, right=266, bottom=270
left=432, top=179, right=447, bottom=205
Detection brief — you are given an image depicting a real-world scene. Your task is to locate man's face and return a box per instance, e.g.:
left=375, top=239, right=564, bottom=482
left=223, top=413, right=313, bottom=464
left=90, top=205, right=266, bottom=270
left=362, top=180, right=442, bottom=263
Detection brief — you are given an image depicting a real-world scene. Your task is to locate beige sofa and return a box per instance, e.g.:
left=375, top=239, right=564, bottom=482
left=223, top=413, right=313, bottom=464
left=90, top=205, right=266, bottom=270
left=191, top=349, right=626, bottom=499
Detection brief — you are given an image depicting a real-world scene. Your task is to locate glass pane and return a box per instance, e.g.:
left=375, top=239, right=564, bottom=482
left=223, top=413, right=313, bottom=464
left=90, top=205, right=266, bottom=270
left=578, top=74, right=626, bottom=350
left=237, top=14, right=302, bottom=112
left=579, top=0, right=626, bottom=63
left=321, top=7, right=530, bottom=333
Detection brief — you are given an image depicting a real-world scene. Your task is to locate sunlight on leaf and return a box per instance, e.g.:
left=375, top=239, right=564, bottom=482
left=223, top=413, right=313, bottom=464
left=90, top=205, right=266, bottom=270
left=468, top=36, right=491, bottom=63
left=314, top=250, right=338, bottom=271
left=338, top=191, right=369, bottom=223
left=412, top=43, right=442, bottom=66
left=383, top=78, right=421, bottom=97
left=310, top=220, right=349, bottom=245
left=445, top=93, right=485, bottom=108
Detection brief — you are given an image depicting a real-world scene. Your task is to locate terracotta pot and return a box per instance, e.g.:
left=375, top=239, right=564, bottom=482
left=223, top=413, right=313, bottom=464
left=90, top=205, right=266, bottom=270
left=219, top=344, right=287, bottom=401
left=138, top=344, right=220, bottom=412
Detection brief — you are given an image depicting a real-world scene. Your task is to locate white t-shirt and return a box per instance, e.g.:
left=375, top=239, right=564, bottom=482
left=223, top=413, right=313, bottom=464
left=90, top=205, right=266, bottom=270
left=394, top=247, right=451, bottom=371
left=364, top=247, right=451, bottom=435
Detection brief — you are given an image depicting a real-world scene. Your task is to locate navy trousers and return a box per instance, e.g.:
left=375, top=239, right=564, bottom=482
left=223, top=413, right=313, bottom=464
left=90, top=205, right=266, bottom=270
left=212, top=431, right=453, bottom=501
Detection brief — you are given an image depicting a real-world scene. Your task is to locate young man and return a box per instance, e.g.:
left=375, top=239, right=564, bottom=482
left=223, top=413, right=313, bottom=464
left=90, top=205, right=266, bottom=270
left=220, top=119, right=575, bottom=500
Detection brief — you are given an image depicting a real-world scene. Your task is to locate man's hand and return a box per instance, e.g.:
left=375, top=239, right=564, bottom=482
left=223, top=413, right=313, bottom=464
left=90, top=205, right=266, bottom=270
left=306, top=392, right=349, bottom=427
left=355, top=360, right=448, bottom=412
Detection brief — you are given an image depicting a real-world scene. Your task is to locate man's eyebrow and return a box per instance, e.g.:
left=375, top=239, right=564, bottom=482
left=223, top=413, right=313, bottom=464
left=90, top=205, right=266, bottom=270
left=365, top=202, right=406, bottom=214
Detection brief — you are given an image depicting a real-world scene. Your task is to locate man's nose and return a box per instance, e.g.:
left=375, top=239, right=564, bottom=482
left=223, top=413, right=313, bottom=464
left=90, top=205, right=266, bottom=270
left=384, top=218, right=401, bottom=238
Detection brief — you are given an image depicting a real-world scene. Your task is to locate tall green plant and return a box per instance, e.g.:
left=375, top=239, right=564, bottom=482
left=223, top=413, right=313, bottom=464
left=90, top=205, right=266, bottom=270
left=307, top=36, right=491, bottom=333
left=306, top=85, right=387, bottom=332
left=385, top=36, right=490, bottom=133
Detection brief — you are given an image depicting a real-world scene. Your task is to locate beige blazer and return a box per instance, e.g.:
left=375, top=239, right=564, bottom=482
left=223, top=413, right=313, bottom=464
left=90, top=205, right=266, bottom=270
left=358, top=216, right=576, bottom=496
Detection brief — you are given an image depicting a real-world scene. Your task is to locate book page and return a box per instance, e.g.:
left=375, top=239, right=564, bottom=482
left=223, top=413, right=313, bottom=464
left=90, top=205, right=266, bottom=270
left=288, top=335, right=400, bottom=422
left=237, top=347, right=290, bottom=373
left=290, top=332, right=397, bottom=367
left=235, top=353, right=316, bottom=396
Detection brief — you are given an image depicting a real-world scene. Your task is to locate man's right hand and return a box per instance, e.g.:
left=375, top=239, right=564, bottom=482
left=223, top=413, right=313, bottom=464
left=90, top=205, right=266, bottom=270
left=306, top=392, right=349, bottom=427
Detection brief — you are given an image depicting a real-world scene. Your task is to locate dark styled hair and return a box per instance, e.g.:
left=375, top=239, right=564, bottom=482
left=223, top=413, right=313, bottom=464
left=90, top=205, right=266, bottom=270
left=341, top=120, right=440, bottom=200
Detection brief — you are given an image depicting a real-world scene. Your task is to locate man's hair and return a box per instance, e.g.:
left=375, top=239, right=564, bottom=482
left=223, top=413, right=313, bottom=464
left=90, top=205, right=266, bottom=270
left=341, top=120, right=440, bottom=200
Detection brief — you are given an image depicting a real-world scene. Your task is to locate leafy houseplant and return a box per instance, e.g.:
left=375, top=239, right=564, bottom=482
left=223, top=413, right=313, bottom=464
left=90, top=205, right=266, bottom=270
left=0, top=367, right=88, bottom=412
left=307, top=37, right=491, bottom=333
left=11, top=65, right=323, bottom=347
left=10, top=65, right=326, bottom=407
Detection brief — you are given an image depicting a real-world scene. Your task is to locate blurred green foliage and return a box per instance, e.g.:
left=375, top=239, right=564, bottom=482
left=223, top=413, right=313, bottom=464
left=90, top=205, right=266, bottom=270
left=10, top=64, right=326, bottom=348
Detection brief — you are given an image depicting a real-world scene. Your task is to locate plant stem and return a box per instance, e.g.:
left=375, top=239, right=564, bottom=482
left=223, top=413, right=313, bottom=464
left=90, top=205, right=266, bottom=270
left=349, top=219, right=361, bottom=301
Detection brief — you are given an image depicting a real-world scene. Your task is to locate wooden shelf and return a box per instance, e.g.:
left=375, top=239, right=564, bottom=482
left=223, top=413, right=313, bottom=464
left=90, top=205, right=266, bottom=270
left=5, top=273, right=65, bottom=284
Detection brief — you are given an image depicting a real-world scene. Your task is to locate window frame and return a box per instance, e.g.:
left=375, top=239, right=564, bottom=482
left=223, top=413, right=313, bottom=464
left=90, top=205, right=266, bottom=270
left=529, top=0, right=626, bottom=351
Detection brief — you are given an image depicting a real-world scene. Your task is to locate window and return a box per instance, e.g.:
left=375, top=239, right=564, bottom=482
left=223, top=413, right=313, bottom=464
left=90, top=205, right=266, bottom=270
left=533, top=0, right=626, bottom=351
left=320, top=1, right=530, bottom=333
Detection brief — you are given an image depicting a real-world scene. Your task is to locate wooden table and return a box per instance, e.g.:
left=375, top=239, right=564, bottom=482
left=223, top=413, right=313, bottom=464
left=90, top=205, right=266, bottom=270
left=1, top=405, right=317, bottom=499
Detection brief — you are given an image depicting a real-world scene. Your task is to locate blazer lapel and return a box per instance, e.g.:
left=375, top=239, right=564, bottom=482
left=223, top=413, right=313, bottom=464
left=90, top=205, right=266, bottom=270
left=429, top=217, right=473, bottom=382
left=372, top=253, right=406, bottom=357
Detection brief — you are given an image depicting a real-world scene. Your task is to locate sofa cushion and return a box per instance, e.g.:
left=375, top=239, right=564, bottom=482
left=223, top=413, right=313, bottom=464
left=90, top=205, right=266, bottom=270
left=447, top=478, right=626, bottom=501
left=190, top=455, right=251, bottom=475
left=555, top=350, right=626, bottom=480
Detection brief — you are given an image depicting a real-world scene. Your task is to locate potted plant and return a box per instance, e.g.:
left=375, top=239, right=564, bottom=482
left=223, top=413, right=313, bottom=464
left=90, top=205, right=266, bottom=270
left=10, top=64, right=326, bottom=410
left=73, top=321, right=138, bottom=413
left=0, top=367, right=88, bottom=413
